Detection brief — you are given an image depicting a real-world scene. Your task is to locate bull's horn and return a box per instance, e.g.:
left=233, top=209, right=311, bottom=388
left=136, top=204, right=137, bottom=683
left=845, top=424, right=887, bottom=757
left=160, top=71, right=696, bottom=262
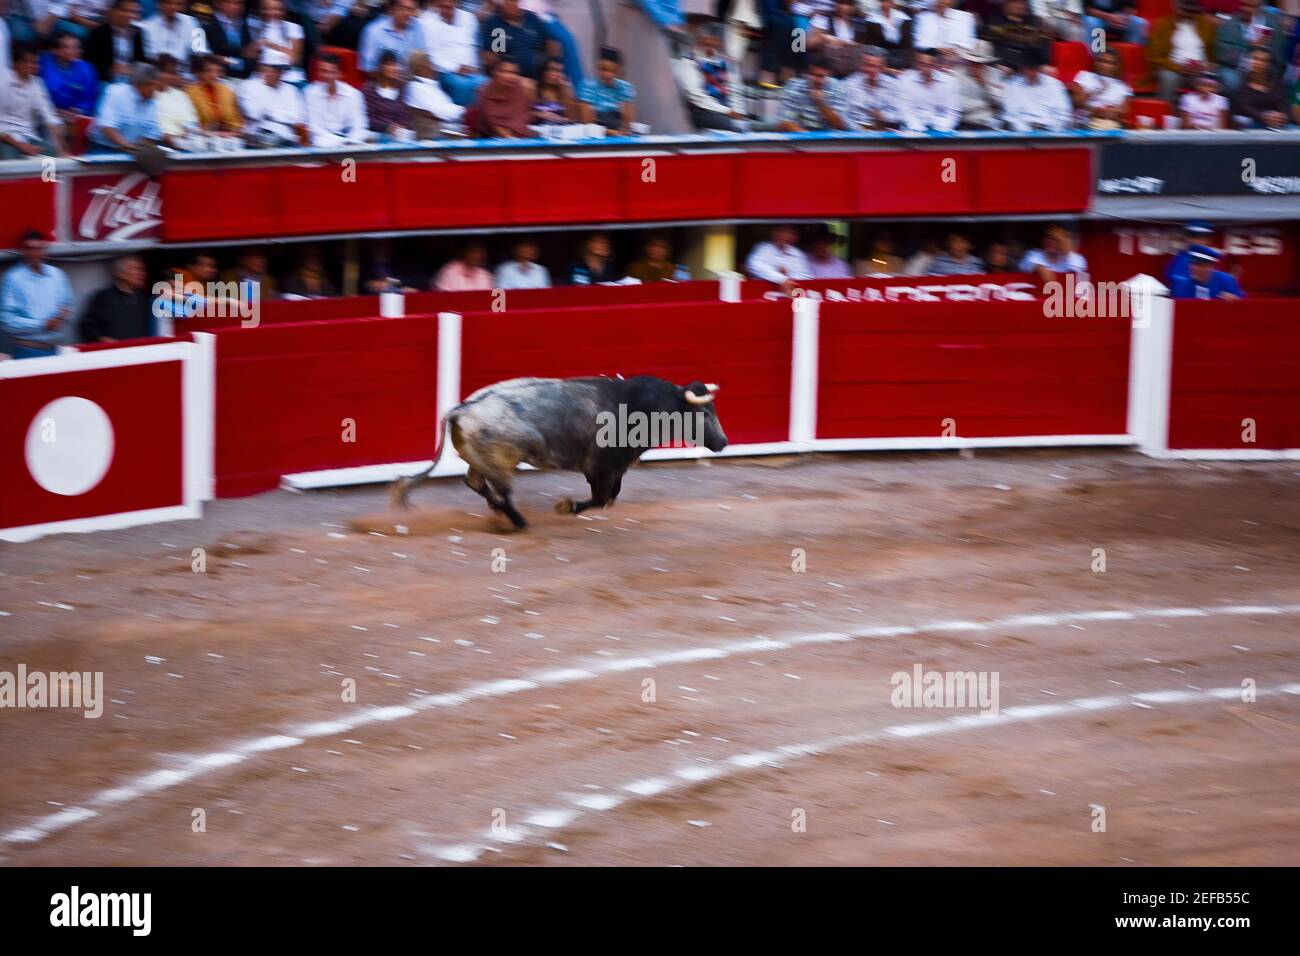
left=705, top=383, right=720, bottom=393
left=685, top=389, right=715, bottom=406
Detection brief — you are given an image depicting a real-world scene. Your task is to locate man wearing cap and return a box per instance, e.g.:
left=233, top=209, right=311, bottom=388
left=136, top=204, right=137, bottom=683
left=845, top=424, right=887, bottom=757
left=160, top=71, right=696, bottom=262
left=1169, top=246, right=1244, bottom=300
left=955, top=39, right=1003, bottom=129
left=1164, top=220, right=1215, bottom=284
left=0, top=229, right=74, bottom=360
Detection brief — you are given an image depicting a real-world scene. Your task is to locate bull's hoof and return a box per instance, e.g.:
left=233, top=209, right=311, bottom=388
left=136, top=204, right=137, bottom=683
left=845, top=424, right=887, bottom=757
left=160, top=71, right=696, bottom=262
left=554, top=497, right=577, bottom=515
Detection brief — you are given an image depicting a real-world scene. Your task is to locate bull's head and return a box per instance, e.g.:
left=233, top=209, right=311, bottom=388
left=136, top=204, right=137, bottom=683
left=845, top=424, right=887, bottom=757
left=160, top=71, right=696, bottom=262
left=682, top=381, right=729, bottom=453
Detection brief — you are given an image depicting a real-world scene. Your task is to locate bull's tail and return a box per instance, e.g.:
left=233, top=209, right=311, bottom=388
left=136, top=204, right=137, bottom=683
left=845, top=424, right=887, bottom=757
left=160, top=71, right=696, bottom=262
left=389, top=414, right=451, bottom=510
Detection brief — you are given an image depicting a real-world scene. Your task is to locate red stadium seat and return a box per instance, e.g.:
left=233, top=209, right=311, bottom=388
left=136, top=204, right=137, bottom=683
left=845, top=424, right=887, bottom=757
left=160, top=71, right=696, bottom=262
left=67, top=114, right=93, bottom=155
left=1052, top=41, right=1093, bottom=85
left=1112, top=42, right=1155, bottom=94
left=1136, top=0, right=1173, bottom=20
left=313, top=45, right=364, bottom=87
left=1127, top=97, right=1173, bottom=129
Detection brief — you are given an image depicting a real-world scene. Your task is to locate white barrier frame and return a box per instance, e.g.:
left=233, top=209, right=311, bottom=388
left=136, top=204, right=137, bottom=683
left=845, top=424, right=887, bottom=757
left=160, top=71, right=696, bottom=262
left=0, top=339, right=214, bottom=543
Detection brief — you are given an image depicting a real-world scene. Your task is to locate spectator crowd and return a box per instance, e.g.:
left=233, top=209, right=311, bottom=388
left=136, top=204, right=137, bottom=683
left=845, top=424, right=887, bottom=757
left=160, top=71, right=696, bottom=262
left=0, top=0, right=644, bottom=157
left=675, top=0, right=1300, bottom=132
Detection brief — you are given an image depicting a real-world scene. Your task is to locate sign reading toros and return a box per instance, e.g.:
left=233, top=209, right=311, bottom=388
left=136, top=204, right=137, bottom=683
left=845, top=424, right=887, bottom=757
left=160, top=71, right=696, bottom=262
left=71, top=172, right=163, bottom=242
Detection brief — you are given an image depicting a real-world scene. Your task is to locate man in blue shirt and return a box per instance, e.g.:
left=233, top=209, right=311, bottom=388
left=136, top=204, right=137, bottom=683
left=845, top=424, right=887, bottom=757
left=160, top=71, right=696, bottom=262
left=1169, top=246, right=1245, bottom=300
left=0, top=230, right=75, bottom=359
left=41, top=32, right=100, bottom=116
left=480, top=0, right=550, bottom=80
left=578, top=47, right=637, bottom=134
left=89, top=62, right=164, bottom=151
left=358, top=0, right=424, bottom=75
left=1164, top=219, right=1215, bottom=285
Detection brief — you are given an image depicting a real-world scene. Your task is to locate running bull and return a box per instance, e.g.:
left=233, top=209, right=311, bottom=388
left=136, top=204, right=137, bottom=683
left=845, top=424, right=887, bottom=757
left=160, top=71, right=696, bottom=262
left=390, top=376, right=728, bottom=529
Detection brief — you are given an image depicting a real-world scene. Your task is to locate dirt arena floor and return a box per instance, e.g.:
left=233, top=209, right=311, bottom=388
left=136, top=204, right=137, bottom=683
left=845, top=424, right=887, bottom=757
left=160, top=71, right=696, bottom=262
left=1, top=449, right=1298, bottom=866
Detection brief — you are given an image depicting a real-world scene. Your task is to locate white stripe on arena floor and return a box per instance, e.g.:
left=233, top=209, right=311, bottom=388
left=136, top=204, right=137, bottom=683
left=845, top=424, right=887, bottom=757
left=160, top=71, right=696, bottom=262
left=426, top=680, right=1300, bottom=863
left=4, top=602, right=1299, bottom=846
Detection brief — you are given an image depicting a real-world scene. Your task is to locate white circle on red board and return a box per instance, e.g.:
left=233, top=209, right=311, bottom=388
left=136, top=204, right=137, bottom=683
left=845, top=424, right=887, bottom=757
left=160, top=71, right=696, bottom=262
left=24, top=396, right=116, bottom=496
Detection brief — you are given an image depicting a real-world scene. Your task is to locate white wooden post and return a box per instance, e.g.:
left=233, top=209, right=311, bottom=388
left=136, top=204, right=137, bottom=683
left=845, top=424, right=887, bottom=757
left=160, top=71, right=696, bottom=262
left=789, top=294, right=820, bottom=447
left=1125, top=274, right=1174, bottom=457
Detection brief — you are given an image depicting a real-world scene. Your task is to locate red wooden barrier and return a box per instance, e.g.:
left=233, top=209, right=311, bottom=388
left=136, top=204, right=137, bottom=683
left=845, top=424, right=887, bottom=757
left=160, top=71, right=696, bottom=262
left=211, top=316, right=439, bottom=497
left=1167, top=298, right=1300, bottom=451
left=459, top=301, right=794, bottom=447
left=817, top=300, right=1130, bottom=440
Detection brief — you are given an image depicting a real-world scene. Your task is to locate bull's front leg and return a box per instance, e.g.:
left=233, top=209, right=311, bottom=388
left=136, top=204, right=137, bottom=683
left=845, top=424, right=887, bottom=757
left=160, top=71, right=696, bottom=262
left=555, top=467, right=619, bottom=516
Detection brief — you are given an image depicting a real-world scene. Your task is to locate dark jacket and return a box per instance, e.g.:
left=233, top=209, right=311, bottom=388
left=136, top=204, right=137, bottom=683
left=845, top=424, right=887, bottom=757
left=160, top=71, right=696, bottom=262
left=79, top=284, right=154, bottom=343
left=85, top=22, right=146, bottom=84
left=205, top=14, right=257, bottom=79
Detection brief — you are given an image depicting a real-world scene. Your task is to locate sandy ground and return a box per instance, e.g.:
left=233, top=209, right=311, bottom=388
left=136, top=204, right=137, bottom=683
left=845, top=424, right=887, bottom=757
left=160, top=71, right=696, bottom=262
left=1, top=449, right=1298, bottom=866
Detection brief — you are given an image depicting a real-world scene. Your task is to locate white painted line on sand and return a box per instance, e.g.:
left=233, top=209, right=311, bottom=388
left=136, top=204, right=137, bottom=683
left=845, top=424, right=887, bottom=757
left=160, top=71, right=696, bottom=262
left=5, top=602, right=1299, bottom=846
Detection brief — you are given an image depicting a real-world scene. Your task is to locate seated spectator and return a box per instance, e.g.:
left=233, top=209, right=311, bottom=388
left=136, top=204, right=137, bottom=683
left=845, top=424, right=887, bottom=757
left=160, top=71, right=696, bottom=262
left=1002, top=47, right=1072, bottom=131
left=0, top=45, right=67, bottom=158
left=745, top=225, right=812, bottom=289
left=914, top=0, right=977, bottom=56
left=362, top=238, right=416, bottom=293
left=811, top=0, right=866, bottom=78
left=1216, top=0, right=1288, bottom=94
left=807, top=230, right=852, bottom=279
left=432, top=242, right=493, bottom=291
left=1149, top=0, right=1218, bottom=104
left=626, top=235, right=676, bottom=282
left=0, top=230, right=73, bottom=359
left=41, top=32, right=99, bottom=117
left=306, top=53, right=369, bottom=146
left=327, top=0, right=375, bottom=51
left=955, top=39, right=1004, bottom=129
left=238, top=61, right=307, bottom=146
left=359, top=0, right=424, bottom=75
left=983, top=240, right=1012, bottom=272
left=861, top=0, right=914, bottom=70
left=777, top=54, right=847, bottom=131
left=1084, top=0, right=1147, bottom=48
left=86, top=0, right=146, bottom=84
left=79, top=254, right=153, bottom=342
left=675, top=23, right=747, bottom=132
left=470, top=58, right=534, bottom=138
left=1020, top=226, right=1088, bottom=283
left=141, top=0, right=207, bottom=77
left=307, top=0, right=351, bottom=44
left=569, top=232, right=618, bottom=285
left=579, top=47, right=636, bottom=134
left=494, top=237, right=551, bottom=289
left=838, top=46, right=895, bottom=130
left=894, top=49, right=960, bottom=132
left=420, top=0, right=486, bottom=106
left=533, top=57, right=577, bottom=126
left=155, top=54, right=200, bottom=141
left=1179, top=71, right=1228, bottom=129
left=253, top=0, right=305, bottom=84
left=1169, top=246, right=1244, bottom=300
left=1231, top=48, right=1288, bottom=129
left=406, top=51, right=464, bottom=137
left=930, top=232, right=985, bottom=275
left=220, top=247, right=279, bottom=300
left=1070, top=48, right=1131, bottom=130
left=89, top=62, right=164, bottom=151
left=480, top=0, right=549, bottom=80
left=188, top=54, right=245, bottom=135
left=205, top=0, right=256, bottom=80
left=282, top=246, right=339, bottom=298
left=856, top=232, right=904, bottom=276
left=904, top=237, right=941, bottom=276
left=982, top=0, right=1050, bottom=67
left=363, top=50, right=414, bottom=138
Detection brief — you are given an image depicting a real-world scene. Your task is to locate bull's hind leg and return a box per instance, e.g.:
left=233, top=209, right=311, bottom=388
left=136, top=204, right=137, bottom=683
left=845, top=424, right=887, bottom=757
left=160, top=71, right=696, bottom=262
left=485, top=473, right=528, bottom=530
left=464, top=467, right=507, bottom=512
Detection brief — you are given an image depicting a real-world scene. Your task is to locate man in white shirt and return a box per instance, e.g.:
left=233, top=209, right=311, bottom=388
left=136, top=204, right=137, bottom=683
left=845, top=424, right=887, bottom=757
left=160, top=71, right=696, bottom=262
left=239, top=61, right=306, bottom=146
left=154, top=53, right=199, bottom=140
left=674, top=23, right=748, bottom=132
left=954, top=40, right=1004, bottom=129
left=836, top=46, right=895, bottom=129
left=0, top=0, right=11, bottom=76
left=405, top=50, right=463, bottom=135
left=745, top=225, right=812, bottom=291
left=1069, top=48, right=1131, bottom=129
left=305, top=54, right=368, bottom=147
left=141, top=0, right=208, bottom=77
left=420, top=0, right=484, bottom=105
left=913, top=0, right=977, bottom=55
left=1020, top=226, right=1088, bottom=284
left=494, top=237, right=551, bottom=290
left=0, top=46, right=66, bottom=158
left=894, top=49, right=960, bottom=132
left=1001, top=49, right=1072, bottom=131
